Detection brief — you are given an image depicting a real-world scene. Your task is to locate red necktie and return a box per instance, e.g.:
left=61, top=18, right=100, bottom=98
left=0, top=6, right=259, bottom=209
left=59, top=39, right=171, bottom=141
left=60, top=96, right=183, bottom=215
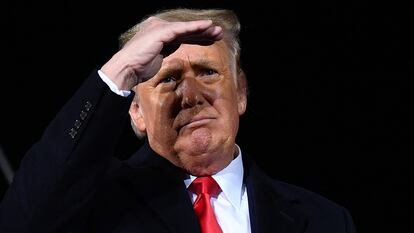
left=188, top=176, right=223, bottom=233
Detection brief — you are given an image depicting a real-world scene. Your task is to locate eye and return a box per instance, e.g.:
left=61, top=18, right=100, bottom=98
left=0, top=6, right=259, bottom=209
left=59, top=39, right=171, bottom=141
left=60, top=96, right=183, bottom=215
left=200, top=69, right=218, bottom=77
left=160, top=76, right=177, bottom=84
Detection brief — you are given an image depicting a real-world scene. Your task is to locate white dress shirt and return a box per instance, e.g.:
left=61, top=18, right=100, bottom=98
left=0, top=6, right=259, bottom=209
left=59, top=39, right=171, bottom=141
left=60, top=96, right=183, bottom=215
left=184, top=146, right=251, bottom=233
left=98, top=70, right=251, bottom=233
left=98, top=70, right=131, bottom=97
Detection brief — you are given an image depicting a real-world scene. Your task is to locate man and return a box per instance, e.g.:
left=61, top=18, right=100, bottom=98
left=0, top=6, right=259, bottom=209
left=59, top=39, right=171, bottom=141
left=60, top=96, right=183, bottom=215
left=0, top=8, right=356, bottom=233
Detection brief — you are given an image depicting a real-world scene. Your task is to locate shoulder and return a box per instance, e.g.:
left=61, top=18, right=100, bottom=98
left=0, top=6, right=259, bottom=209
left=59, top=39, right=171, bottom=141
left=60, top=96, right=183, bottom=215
left=243, top=155, right=347, bottom=213
left=244, top=158, right=356, bottom=232
left=263, top=172, right=356, bottom=232
left=274, top=179, right=346, bottom=213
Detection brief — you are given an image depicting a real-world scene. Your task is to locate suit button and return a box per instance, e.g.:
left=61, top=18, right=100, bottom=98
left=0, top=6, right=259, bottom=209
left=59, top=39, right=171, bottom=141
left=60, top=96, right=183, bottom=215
left=85, top=101, right=92, bottom=111
left=69, top=128, right=77, bottom=138
left=80, top=110, right=87, bottom=120
left=74, top=120, right=81, bottom=129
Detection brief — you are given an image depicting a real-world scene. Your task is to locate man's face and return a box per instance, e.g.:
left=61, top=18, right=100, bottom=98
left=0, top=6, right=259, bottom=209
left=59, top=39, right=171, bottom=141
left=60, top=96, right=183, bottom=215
left=130, top=41, right=247, bottom=176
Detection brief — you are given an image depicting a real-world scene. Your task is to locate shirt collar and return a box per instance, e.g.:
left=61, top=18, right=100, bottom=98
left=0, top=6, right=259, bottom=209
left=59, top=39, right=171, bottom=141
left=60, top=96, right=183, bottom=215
left=184, top=144, right=244, bottom=209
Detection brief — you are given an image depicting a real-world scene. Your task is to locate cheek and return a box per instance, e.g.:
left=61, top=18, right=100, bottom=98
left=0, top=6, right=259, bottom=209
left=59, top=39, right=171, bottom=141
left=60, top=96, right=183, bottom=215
left=214, top=83, right=240, bottom=113
left=143, top=92, right=178, bottom=134
left=217, top=100, right=240, bottom=132
left=213, top=90, right=241, bottom=129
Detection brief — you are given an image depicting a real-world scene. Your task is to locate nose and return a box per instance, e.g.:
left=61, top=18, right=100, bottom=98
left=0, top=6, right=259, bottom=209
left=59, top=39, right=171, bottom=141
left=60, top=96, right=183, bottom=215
left=177, top=78, right=204, bottom=109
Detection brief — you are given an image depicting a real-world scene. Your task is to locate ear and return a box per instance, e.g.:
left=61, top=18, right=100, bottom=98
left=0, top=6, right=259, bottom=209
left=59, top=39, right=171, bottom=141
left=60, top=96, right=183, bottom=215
left=237, top=70, right=248, bottom=115
left=129, top=97, right=147, bottom=135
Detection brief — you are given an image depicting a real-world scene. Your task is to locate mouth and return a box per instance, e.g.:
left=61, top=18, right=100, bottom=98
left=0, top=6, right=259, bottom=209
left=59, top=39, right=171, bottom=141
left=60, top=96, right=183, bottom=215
left=181, top=116, right=215, bottom=130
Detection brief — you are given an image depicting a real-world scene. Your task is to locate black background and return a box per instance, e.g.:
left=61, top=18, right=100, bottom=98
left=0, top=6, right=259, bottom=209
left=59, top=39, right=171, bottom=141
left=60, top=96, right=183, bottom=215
left=1, top=1, right=413, bottom=232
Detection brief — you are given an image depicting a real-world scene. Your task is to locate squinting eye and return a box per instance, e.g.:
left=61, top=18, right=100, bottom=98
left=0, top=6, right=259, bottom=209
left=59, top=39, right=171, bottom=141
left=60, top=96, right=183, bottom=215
left=161, top=76, right=176, bottom=83
left=201, top=69, right=218, bottom=77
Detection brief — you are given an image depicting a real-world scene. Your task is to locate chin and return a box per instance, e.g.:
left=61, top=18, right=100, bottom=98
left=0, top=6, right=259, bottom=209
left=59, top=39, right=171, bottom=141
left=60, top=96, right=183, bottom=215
left=178, top=153, right=227, bottom=176
left=185, top=165, right=220, bottom=176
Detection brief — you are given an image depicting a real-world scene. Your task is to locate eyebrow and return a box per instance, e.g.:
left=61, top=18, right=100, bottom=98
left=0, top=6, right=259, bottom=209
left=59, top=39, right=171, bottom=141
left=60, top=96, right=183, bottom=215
left=159, top=58, right=222, bottom=74
left=160, top=59, right=185, bottom=73
left=189, top=58, right=221, bottom=69
left=138, top=57, right=225, bottom=84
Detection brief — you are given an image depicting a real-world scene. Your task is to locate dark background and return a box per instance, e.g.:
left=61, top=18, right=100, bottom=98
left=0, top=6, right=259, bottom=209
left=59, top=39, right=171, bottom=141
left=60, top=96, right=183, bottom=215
left=1, top=1, right=413, bottom=232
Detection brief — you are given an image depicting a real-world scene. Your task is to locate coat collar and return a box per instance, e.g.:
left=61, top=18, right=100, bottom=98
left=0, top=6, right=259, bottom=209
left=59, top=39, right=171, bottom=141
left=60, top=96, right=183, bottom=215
left=121, top=141, right=201, bottom=233
left=243, top=153, right=309, bottom=233
left=120, top=142, right=308, bottom=233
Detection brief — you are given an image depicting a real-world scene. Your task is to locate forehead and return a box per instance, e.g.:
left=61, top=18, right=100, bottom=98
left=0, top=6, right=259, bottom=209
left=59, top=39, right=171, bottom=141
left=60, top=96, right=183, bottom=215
left=162, top=41, right=231, bottom=67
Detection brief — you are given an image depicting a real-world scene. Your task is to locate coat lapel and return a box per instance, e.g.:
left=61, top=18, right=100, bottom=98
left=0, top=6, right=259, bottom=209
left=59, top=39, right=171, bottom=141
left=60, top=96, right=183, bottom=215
left=122, top=142, right=200, bottom=233
left=244, top=155, right=308, bottom=233
left=120, top=142, right=308, bottom=233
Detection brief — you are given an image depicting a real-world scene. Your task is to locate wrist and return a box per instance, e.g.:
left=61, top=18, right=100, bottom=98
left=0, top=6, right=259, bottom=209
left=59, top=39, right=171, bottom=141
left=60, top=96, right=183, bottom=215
left=101, top=53, right=137, bottom=90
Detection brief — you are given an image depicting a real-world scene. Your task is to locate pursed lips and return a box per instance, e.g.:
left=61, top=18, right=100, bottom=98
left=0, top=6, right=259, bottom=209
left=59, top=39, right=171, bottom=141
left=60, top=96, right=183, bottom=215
left=180, top=115, right=215, bottom=130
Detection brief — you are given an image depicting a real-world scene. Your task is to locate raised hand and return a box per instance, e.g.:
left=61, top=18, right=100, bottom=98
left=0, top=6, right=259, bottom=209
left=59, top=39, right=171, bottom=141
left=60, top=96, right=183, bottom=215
left=101, top=17, right=223, bottom=90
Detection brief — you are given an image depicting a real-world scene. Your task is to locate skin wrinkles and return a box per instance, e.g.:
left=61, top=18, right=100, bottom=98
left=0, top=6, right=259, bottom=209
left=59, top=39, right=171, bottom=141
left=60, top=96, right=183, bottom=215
left=131, top=40, right=246, bottom=176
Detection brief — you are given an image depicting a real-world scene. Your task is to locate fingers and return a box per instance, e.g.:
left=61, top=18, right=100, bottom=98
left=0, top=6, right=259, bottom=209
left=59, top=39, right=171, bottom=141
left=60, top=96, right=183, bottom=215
left=162, top=19, right=223, bottom=44
left=209, top=25, right=224, bottom=40
left=147, top=18, right=223, bottom=57
left=171, top=19, right=215, bottom=35
left=176, top=25, right=223, bottom=44
left=159, top=24, right=222, bottom=57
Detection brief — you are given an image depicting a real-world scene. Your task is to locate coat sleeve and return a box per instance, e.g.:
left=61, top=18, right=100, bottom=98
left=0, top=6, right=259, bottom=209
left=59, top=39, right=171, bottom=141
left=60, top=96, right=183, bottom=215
left=343, top=207, right=357, bottom=233
left=0, top=70, right=135, bottom=233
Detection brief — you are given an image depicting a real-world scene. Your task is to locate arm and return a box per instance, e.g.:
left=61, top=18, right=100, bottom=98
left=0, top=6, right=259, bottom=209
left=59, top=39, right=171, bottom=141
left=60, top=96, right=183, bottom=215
left=0, top=71, right=134, bottom=232
left=0, top=17, right=222, bottom=233
left=343, top=207, right=357, bottom=233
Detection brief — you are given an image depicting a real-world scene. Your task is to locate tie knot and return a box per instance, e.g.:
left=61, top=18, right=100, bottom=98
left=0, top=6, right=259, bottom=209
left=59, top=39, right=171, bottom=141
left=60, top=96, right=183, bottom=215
left=188, top=176, right=221, bottom=197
